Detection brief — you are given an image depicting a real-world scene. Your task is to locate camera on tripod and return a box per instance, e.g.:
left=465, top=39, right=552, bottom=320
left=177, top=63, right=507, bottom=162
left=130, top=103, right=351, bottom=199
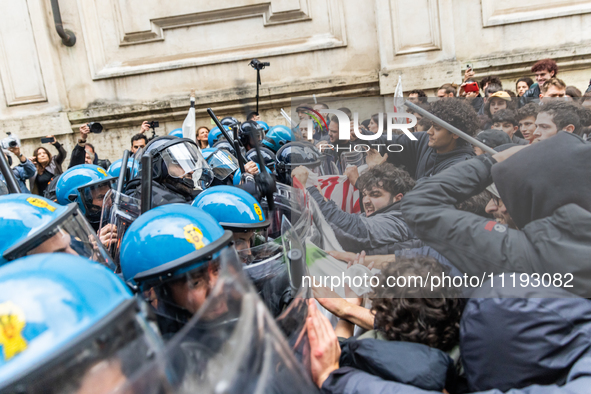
left=249, top=59, right=270, bottom=70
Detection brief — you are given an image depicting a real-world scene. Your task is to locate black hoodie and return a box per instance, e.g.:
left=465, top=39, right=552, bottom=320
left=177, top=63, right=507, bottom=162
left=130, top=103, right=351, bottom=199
left=492, top=132, right=591, bottom=229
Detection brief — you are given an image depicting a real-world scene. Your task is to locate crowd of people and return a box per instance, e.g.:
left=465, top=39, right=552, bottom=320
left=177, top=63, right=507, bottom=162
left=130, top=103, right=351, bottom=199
left=0, top=57, right=590, bottom=394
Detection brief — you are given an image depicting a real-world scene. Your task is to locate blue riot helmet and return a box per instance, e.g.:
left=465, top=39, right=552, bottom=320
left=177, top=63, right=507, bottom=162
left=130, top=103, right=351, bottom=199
left=275, top=141, right=322, bottom=185
left=119, top=204, right=244, bottom=333
left=56, top=164, right=116, bottom=228
left=192, top=186, right=272, bottom=265
left=0, top=254, right=164, bottom=393
left=201, top=147, right=216, bottom=160
left=139, top=136, right=213, bottom=195
left=208, top=125, right=232, bottom=147
left=246, top=147, right=276, bottom=173
left=257, top=120, right=269, bottom=133
left=168, top=128, right=183, bottom=138
left=0, top=194, right=114, bottom=269
left=206, top=148, right=239, bottom=183
left=212, top=139, right=239, bottom=157
left=262, top=125, right=294, bottom=153
left=220, top=116, right=240, bottom=129
left=238, top=121, right=264, bottom=149
left=107, top=157, right=139, bottom=178
left=232, top=162, right=271, bottom=186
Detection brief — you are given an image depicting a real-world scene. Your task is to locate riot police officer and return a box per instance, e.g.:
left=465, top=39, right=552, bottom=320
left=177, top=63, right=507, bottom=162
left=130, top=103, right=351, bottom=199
left=56, top=164, right=115, bottom=231
left=126, top=136, right=213, bottom=207
left=191, top=186, right=271, bottom=265
left=0, top=194, right=114, bottom=269
left=0, top=253, right=164, bottom=394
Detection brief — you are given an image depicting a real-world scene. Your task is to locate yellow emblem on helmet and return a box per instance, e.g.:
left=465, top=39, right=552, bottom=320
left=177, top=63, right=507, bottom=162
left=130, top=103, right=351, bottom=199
left=97, top=167, right=108, bottom=177
left=0, top=301, right=28, bottom=361
left=184, top=224, right=205, bottom=250
left=26, top=197, right=56, bottom=212
left=253, top=203, right=263, bottom=221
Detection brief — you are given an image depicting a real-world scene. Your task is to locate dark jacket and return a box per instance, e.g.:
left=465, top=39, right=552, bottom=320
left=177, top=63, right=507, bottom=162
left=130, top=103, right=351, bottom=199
left=401, top=136, right=591, bottom=297
left=512, top=135, right=529, bottom=145
left=461, top=282, right=591, bottom=392
left=519, top=83, right=540, bottom=107
left=126, top=179, right=196, bottom=208
left=69, top=142, right=99, bottom=169
left=322, top=285, right=591, bottom=394
left=308, top=187, right=420, bottom=255
left=376, top=132, right=475, bottom=180
left=336, top=338, right=456, bottom=392
left=30, top=141, right=67, bottom=195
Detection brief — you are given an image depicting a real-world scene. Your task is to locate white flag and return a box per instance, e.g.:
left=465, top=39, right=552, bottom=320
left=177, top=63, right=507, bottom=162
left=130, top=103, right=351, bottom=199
left=182, top=94, right=196, bottom=143
left=393, top=75, right=407, bottom=124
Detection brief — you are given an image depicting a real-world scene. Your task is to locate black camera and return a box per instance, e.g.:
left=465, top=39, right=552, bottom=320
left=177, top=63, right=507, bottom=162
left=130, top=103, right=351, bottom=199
left=148, top=121, right=159, bottom=129
left=249, top=59, right=270, bottom=70
left=87, top=122, right=103, bottom=134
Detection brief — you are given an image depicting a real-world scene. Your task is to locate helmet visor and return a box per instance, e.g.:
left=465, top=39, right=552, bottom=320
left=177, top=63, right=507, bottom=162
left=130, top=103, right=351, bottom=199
left=77, top=179, right=116, bottom=224
left=4, top=205, right=115, bottom=270
left=153, top=249, right=317, bottom=393
left=3, top=300, right=165, bottom=394
left=160, top=143, right=207, bottom=178
left=99, top=190, right=141, bottom=268
left=138, top=246, right=248, bottom=327
left=206, top=149, right=239, bottom=180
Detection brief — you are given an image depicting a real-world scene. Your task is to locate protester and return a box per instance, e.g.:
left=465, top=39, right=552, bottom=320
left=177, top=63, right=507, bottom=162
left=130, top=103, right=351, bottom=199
left=293, top=163, right=420, bottom=255
left=1, top=145, right=36, bottom=193
left=402, top=132, right=591, bottom=297
left=408, top=89, right=428, bottom=104
left=520, top=58, right=559, bottom=106
left=515, top=77, right=534, bottom=96
left=29, top=135, right=67, bottom=196
left=516, top=103, right=539, bottom=143
left=317, top=257, right=464, bottom=392
left=196, top=126, right=210, bottom=149
left=566, top=85, right=582, bottom=100
left=480, top=76, right=502, bottom=93
left=491, top=109, right=528, bottom=144
left=437, top=83, right=456, bottom=98
left=533, top=100, right=591, bottom=141
left=539, top=77, right=567, bottom=99
left=376, top=98, right=478, bottom=180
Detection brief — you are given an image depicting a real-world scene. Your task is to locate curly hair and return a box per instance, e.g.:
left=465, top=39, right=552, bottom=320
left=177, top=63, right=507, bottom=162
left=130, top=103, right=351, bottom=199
left=515, top=103, right=539, bottom=122
left=428, top=98, right=480, bottom=145
left=370, top=256, right=463, bottom=352
left=408, top=89, right=428, bottom=103
left=539, top=100, right=591, bottom=135
left=531, top=58, right=558, bottom=75
left=356, top=163, right=415, bottom=196
left=491, top=109, right=517, bottom=126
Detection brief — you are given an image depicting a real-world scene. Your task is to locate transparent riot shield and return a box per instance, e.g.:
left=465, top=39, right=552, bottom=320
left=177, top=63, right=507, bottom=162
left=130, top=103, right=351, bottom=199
left=338, top=151, right=366, bottom=174
left=144, top=246, right=319, bottom=394
left=99, top=189, right=141, bottom=267
left=262, top=183, right=311, bottom=241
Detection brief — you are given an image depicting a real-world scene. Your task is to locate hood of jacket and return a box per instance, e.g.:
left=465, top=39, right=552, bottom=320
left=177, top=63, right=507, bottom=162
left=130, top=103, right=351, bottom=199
left=492, top=132, right=591, bottom=229
left=461, top=281, right=591, bottom=392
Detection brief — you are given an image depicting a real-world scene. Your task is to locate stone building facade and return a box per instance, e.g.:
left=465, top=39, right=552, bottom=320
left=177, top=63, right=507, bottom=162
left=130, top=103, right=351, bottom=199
left=1, top=0, right=591, bottom=163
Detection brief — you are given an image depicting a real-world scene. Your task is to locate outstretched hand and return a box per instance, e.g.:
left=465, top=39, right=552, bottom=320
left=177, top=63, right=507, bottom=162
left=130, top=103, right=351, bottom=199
left=366, top=149, right=388, bottom=168
left=307, top=300, right=341, bottom=388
